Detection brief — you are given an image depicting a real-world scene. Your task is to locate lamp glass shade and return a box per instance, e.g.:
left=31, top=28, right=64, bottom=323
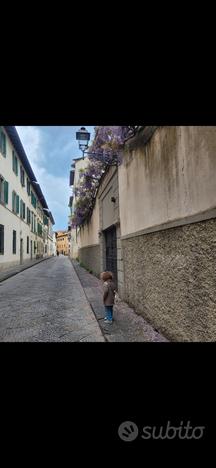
left=76, top=127, right=90, bottom=151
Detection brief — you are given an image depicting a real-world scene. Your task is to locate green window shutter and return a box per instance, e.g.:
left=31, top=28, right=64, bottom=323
left=27, top=179, right=30, bottom=195
left=0, top=130, right=6, bottom=157
left=16, top=195, right=20, bottom=214
left=15, top=156, right=18, bottom=175
left=12, top=151, right=15, bottom=172
left=27, top=207, right=30, bottom=224
left=20, top=199, right=23, bottom=217
left=12, top=191, right=15, bottom=211
left=4, top=181, right=8, bottom=204
left=23, top=202, right=26, bottom=219
left=31, top=191, right=36, bottom=207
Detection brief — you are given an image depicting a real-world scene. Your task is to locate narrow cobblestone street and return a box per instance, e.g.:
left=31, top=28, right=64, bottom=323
left=0, top=256, right=104, bottom=342
left=0, top=255, right=168, bottom=342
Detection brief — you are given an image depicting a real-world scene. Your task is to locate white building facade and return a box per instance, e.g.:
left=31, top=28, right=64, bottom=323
left=68, top=157, right=89, bottom=259
left=0, top=126, right=55, bottom=271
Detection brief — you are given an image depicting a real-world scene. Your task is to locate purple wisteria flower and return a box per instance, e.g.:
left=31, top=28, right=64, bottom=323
left=71, top=126, right=138, bottom=228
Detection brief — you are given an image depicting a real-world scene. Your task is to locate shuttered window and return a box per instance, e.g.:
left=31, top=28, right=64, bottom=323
left=27, top=207, right=31, bottom=224
left=27, top=179, right=31, bottom=195
left=31, top=191, right=37, bottom=208
left=43, top=215, right=48, bottom=225
left=27, top=236, right=29, bottom=254
left=0, top=128, right=6, bottom=157
left=20, top=166, right=25, bottom=187
left=0, top=225, right=4, bottom=254
left=31, top=211, right=34, bottom=231
left=16, top=194, right=20, bottom=214
left=20, top=199, right=23, bottom=217
left=0, top=177, right=9, bottom=205
left=12, top=191, right=16, bottom=212
left=20, top=200, right=26, bottom=219
left=37, top=223, right=43, bottom=237
left=13, top=230, right=16, bottom=254
left=12, top=151, right=18, bottom=175
left=4, top=181, right=9, bottom=204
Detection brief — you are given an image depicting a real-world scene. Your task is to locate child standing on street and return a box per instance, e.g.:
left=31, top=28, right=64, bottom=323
left=100, top=271, right=115, bottom=324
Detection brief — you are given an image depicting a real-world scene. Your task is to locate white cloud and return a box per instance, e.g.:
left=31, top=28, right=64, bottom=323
left=16, top=126, right=70, bottom=230
left=16, top=126, right=45, bottom=165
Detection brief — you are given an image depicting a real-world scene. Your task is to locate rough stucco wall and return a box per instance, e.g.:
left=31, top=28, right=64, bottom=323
left=122, top=218, right=216, bottom=341
left=78, top=244, right=100, bottom=276
left=119, top=126, right=216, bottom=237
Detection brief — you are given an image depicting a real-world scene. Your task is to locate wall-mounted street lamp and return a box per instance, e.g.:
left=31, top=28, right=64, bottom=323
left=76, top=127, right=91, bottom=159
left=76, top=127, right=119, bottom=166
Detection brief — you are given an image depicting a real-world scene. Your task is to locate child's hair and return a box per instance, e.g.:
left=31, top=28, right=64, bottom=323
left=100, top=271, right=113, bottom=281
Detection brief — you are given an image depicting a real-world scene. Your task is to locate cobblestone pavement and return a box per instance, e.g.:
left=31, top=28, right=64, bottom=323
left=0, top=256, right=104, bottom=342
left=72, top=260, right=169, bottom=342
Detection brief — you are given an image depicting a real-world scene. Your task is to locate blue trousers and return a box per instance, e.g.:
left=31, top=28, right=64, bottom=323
left=105, top=305, right=113, bottom=321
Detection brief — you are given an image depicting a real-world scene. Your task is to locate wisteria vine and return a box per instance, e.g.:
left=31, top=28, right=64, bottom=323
left=72, top=126, right=139, bottom=228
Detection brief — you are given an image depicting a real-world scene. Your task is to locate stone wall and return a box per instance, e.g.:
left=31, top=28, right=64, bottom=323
left=78, top=244, right=101, bottom=277
left=122, top=218, right=216, bottom=341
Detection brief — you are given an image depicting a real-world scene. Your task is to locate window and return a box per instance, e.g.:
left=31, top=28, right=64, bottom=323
left=12, top=192, right=20, bottom=214
left=13, top=230, right=16, bottom=254
left=12, top=151, right=18, bottom=175
left=31, top=191, right=37, bottom=209
left=27, top=236, right=29, bottom=254
left=0, top=128, right=6, bottom=157
left=27, top=178, right=31, bottom=195
left=31, top=211, right=34, bottom=231
left=0, top=225, right=4, bottom=254
left=12, top=191, right=16, bottom=212
left=16, top=194, right=19, bottom=214
left=27, top=207, right=31, bottom=224
left=33, top=214, right=37, bottom=233
left=43, top=215, right=48, bottom=226
left=38, top=223, right=43, bottom=237
left=0, top=176, right=9, bottom=205
left=20, top=200, right=26, bottom=220
left=20, top=166, right=25, bottom=187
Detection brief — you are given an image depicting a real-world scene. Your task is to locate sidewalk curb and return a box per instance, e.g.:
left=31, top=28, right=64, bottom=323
left=68, top=258, right=108, bottom=342
left=0, top=256, right=54, bottom=283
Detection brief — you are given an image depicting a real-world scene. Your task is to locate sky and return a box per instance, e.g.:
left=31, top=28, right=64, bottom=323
left=16, top=126, right=95, bottom=231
